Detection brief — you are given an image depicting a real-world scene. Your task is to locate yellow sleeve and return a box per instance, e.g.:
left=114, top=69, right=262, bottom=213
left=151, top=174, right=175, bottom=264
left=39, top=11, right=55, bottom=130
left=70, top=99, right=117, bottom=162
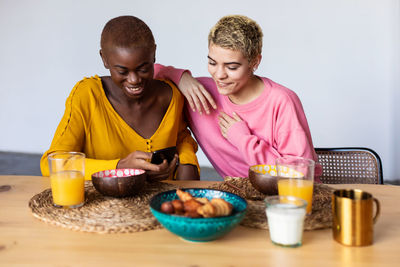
left=40, top=79, right=120, bottom=180
left=176, top=116, right=199, bottom=172
left=160, top=79, right=199, bottom=175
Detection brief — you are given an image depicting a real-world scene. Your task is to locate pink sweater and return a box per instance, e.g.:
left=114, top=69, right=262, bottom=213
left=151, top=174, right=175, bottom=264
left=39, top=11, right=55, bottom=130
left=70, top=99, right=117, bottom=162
left=154, top=64, right=320, bottom=179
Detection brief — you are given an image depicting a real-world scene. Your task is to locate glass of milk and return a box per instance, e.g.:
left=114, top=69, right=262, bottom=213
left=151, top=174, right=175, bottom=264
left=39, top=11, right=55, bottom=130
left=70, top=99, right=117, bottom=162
left=265, top=195, right=307, bottom=247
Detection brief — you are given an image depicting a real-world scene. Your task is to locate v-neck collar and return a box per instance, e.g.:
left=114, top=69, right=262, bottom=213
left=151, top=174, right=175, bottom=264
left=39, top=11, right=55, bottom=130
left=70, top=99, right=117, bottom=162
left=96, top=75, right=175, bottom=141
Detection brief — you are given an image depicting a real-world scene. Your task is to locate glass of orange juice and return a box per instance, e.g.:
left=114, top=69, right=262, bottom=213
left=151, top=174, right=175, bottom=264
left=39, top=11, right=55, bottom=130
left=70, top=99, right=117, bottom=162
left=48, top=152, right=85, bottom=208
left=276, top=156, right=315, bottom=214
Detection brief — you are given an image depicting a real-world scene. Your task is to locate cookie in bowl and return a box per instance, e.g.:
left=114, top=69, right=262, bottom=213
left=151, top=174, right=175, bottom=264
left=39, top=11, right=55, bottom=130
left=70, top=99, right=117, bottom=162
left=149, top=188, right=247, bottom=242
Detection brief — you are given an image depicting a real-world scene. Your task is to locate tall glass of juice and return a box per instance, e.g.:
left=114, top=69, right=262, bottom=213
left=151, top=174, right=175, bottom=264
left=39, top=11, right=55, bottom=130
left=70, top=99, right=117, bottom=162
left=48, top=152, right=85, bottom=208
left=276, top=156, right=315, bottom=214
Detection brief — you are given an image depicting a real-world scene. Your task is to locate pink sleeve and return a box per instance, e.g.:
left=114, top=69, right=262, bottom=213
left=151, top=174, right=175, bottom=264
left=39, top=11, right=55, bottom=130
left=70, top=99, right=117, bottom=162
left=227, top=121, right=321, bottom=182
left=226, top=89, right=321, bottom=182
left=226, top=121, right=281, bottom=165
left=154, top=63, right=190, bottom=85
left=274, top=93, right=321, bottom=181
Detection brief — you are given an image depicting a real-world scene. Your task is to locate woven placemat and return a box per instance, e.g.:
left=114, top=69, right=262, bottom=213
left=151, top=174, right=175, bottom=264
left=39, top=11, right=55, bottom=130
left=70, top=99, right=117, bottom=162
left=208, top=177, right=334, bottom=231
left=29, top=181, right=177, bottom=233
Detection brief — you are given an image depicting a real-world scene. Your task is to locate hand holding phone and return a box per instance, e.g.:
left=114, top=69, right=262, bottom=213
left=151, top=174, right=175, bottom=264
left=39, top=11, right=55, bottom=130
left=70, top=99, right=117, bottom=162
left=151, top=146, right=177, bottom=165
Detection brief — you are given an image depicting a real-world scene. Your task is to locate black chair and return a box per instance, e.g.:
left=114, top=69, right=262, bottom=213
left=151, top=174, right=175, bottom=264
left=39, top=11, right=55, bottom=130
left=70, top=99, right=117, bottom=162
left=315, top=147, right=383, bottom=184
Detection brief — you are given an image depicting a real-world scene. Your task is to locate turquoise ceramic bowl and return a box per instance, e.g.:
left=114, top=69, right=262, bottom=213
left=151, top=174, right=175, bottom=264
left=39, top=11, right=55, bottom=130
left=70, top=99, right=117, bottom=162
left=149, top=188, right=247, bottom=242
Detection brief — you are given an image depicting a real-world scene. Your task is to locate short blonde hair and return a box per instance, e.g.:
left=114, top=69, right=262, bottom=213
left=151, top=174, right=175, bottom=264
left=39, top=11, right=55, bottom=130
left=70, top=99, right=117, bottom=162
left=208, top=15, right=263, bottom=62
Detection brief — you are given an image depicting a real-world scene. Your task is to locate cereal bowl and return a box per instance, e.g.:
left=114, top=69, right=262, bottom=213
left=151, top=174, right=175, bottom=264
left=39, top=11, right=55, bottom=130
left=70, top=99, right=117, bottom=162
left=249, top=164, right=279, bottom=195
left=91, top=168, right=146, bottom=197
left=149, top=188, right=247, bottom=242
left=249, top=164, right=304, bottom=195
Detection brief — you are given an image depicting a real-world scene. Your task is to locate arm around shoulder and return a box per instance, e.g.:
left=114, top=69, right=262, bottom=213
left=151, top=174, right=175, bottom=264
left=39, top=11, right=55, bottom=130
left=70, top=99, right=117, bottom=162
left=154, top=64, right=217, bottom=114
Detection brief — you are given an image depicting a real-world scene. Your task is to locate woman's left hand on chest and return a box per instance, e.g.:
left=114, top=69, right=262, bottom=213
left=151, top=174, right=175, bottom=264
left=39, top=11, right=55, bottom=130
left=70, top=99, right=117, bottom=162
left=218, top=111, right=242, bottom=138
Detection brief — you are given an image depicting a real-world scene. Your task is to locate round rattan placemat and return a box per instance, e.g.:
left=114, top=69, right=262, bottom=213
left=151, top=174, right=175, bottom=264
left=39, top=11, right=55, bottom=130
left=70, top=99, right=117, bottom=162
left=29, top=181, right=177, bottom=234
left=29, top=178, right=333, bottom=233
left=209, top=177, right=334, bottom=231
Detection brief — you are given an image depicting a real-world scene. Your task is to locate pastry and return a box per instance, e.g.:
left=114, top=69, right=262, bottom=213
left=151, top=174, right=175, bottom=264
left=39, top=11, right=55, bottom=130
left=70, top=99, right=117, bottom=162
left=183, top=198, right=203, bottom=213
left=176, top=189, right=193, bottom=202
left=159, top=190, right=234, bottom=218
left=197, top=202, right=216, bottom=218
left=210, top=198, right=233, bottom=217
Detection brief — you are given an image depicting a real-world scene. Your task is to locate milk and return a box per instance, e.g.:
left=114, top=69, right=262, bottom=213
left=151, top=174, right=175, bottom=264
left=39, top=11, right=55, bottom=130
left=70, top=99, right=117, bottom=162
left=266, top=203, right=306, bottom=247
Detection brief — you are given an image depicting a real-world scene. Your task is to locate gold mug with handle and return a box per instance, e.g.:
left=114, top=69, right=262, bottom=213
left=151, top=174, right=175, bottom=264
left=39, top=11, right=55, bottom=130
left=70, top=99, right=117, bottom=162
left=332, top=189, right=380, bottom=246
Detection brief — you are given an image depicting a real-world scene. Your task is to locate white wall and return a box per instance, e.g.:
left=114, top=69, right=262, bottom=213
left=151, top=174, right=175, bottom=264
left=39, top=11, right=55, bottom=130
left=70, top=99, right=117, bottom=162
left=0, top=0, right=398, bottom=181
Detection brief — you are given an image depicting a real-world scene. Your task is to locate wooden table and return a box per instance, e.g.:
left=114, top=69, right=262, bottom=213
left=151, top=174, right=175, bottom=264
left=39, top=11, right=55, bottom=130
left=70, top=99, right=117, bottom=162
left=1, top=175, right=399, bottom=266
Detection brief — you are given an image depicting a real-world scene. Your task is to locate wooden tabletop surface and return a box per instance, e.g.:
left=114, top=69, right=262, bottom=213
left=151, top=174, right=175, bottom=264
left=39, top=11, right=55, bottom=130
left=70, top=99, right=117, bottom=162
left=1, top=175, right=399, bottom=266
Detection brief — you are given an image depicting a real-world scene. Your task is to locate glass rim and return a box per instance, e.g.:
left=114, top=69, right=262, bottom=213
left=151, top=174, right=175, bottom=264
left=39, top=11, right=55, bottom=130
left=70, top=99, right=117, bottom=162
left=275, top=155, right=315, bottom=167
left=48, top=151, right=85, bottom=160
left=264, top=195, right=308, bottom=209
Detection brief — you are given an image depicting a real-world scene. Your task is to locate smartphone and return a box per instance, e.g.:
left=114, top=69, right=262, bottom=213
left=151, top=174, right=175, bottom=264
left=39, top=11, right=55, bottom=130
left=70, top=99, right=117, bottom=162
left=151, top=146, right=177, bottom=164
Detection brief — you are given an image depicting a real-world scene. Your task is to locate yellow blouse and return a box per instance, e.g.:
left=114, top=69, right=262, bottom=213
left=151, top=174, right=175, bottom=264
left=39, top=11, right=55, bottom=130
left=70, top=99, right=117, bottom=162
left=40, top=75, right=199, bottom=180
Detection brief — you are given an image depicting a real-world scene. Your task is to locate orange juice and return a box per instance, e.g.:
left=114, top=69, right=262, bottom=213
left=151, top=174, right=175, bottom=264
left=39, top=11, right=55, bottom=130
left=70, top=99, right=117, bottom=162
left=278, top=178, right=313, bottom=214
left=50, top=170, right=85, bottom=207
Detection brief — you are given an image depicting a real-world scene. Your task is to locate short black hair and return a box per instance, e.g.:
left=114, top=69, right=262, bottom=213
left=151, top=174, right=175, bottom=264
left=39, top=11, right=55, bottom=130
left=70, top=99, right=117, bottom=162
left=101, top=16, right=155, bottom=51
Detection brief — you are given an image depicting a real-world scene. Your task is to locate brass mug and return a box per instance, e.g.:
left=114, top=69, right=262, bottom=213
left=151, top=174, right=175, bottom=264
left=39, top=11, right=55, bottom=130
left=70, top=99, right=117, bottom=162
left=332, top=189, right=380, bottom=246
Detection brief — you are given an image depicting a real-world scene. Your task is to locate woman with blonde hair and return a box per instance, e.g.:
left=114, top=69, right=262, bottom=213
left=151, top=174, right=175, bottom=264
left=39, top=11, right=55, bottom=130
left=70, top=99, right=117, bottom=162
left=155, top=15, right=321, bottom=179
